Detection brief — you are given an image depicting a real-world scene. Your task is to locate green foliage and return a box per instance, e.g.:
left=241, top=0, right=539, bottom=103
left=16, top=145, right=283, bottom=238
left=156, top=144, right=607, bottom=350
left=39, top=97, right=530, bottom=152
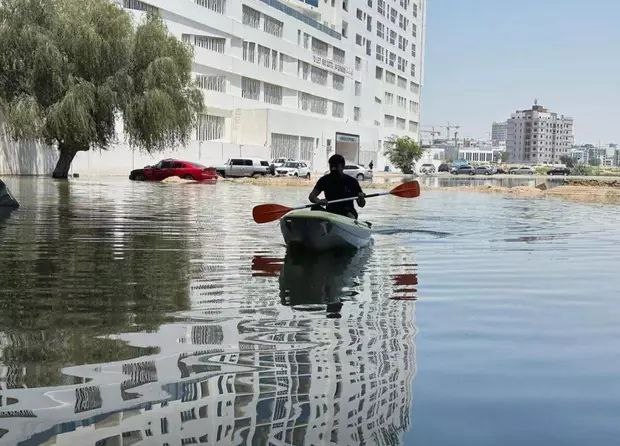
left=571, top=164, right=593, bottom=176
left=0, top=0, right=203, bottom=176
left=559, top=155, right=575, bottom=168
left=384, top=136, right=424, bottom=174
left=589, top=157, right=601, bottom=167
left=500, top=151, right=510, bottom=163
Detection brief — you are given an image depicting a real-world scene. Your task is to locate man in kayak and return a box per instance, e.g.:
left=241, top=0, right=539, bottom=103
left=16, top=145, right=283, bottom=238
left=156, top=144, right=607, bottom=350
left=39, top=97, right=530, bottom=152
left=309, top=154, right=366, bottom=219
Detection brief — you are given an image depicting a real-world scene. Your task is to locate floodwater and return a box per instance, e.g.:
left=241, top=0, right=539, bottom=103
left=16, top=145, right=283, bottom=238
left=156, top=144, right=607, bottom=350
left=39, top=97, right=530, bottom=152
left=0, top=177, right=619, bottom=445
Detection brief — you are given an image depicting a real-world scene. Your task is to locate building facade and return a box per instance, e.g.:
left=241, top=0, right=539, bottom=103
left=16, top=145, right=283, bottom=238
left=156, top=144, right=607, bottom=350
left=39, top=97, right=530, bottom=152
left=67, top=0, right=427, bottom=175
left=506, top=102, right=574, bottom=164
left=491, top=121, right=507, bottom=146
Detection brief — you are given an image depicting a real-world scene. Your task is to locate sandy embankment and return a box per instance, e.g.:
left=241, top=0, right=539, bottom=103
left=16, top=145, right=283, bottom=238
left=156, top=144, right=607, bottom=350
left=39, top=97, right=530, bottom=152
left=440, top=183, right=620, bottom=203
left=218, top=175, right=620, bottom=204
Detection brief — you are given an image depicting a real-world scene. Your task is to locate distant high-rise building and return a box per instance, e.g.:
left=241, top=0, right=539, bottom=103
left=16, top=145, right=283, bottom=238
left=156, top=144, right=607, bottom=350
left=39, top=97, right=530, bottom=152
left=491, top=121, right=507, bottom=146
left=506, top=102, right=574, bottom=164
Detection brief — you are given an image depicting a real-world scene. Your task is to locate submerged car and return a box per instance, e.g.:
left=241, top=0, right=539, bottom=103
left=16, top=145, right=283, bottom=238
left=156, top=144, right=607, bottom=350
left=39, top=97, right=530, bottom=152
left=474, top=165, right=497, bottom=175
left=509, top=166, right=534, bottom=175
left=438, top=163, right=451, bottom=172
left=451, top=165, right=475, bottom=175
left=216, top=158, right=270, bottom=177
left=419, top=163, right=436, bottom=174
left=547, top=166, right=571, bottom=176
left=325, top=163, right=373, bottom=181
left=269, top=157, right=294, bottom=175
left=276, top=161, right=311, bottom=178
left=129, top=159, right=218, bottom=182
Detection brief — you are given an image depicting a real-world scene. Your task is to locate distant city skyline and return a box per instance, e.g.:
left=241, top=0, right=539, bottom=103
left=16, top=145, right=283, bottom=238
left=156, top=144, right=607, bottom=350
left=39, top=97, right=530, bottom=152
left=420, top=0, right=620, bottom=144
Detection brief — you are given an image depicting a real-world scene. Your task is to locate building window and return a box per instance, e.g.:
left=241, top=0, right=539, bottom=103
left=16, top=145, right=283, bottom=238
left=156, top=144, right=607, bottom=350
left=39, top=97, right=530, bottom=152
left=332, top=101, right=344, bottom=118
left=355, top=34, right=363, bottom=46
left=397, top=56, right=407, bottom=72
left=299, top=61, right=310, bottom=79
left=299, top=92, right=328, bottom=115
left=356, top=8, right=364, bottom=20
left=333, top=47, right=345, bottom=64
left=258, top=45, right=271, bottom=68
left=389, top=30, right=396, bottom=45
left=397, top=117, right=406, bottom=129
left=377, top=0, right=385, bottom=15
left=384, top=114, right=394, bottom=127
left=264, top=15, right=283, bottom=37
left=183, top=35, right=225, bottom=53
left=196, top=114, right=225, bottom=140
left=410, top=63, right=416, bottom=77
left=411, top=43, right=416, bottom=57
left=241, top=77, right=260, bottom=100
left=397, top=76, right=407, bottom=89
left=312, top=37, right=329, bottom=56
left=123, top=0, right=158, bottom=13
left=355, top=56, right=361, bottom=70
left=264, top=83, right=282, bottom=105
left=384, top=92, right=393, bottom=104
left=311, top=66, right=328, bottom=85
left=242, top=41, right=255, bottom=62
left=409, top=120, right=418, bottom=133
left=354, top=107, right=361, bottom=121
left=333, top=74, right=345, bottom=91
left=196, top=74, right=225, bottom=92
left=193, top=0, right=225, bottom=14
left=397, top=95, right=406, bottom=108
left=342, top=20, right=348, bottom=38
left=242, top=5, right=260, bottom=28
left=412, top=23, right=417, bottom=37
left=385, top=70, right=395, bottom=84
left=376, top=66, right=383, bottom=80
left=366, top=40, right=372, bottom=56
left=377, top=21, right=385, bottom=39
left=376, top=44, right=384, bottom=62
left=388, top=51, right=396, bottom=67
left=390, top=8, right=397, bottom=23
left=355, top=81, right=361, bottom=96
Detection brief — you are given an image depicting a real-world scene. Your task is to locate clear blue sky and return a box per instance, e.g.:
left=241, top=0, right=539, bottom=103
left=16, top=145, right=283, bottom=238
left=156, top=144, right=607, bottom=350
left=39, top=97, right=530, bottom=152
left=421, top=0, right=620, bottom=144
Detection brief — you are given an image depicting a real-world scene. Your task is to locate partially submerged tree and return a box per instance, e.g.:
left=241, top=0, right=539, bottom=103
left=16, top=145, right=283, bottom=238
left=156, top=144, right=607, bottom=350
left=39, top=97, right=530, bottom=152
left=384, top=136, right=424, bottom=174
left=0, top=0, right=203, bottom=178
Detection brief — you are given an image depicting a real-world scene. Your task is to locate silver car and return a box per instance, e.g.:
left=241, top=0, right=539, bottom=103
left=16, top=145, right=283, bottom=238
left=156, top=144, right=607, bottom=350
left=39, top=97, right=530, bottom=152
left=325, top=163, right=373, bottom=181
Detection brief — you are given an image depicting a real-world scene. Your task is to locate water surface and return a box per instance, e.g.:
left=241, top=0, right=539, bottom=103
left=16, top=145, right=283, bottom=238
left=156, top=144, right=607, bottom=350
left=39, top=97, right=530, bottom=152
left=0, top=177, right=619, bottom=445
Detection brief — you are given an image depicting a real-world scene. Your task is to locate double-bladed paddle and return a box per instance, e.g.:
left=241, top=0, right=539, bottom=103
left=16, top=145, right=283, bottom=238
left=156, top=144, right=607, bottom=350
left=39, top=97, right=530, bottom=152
left=252, top=180, right=420, bottom=224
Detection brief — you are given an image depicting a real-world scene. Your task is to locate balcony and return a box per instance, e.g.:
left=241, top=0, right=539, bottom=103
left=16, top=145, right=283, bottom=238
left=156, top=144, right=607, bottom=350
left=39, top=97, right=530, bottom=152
left=258, top=0, right=341, bottom=40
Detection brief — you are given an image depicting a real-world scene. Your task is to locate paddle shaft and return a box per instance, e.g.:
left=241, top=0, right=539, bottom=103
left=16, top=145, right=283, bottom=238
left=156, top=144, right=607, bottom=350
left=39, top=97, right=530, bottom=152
left=299, top=191, right=389, bottom=210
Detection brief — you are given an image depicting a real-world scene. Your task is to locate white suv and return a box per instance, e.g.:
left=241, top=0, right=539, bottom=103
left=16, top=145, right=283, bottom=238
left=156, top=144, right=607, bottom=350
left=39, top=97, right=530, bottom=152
left=276, top=161, right=311, bottom=179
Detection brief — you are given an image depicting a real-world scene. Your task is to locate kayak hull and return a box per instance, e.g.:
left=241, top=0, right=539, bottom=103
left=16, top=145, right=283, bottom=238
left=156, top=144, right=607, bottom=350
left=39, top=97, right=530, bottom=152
left=280, top=209, right=372, bottom=251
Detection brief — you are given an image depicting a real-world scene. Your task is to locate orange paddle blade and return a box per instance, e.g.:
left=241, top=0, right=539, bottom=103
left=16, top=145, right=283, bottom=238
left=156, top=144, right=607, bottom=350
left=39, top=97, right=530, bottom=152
left=252, top=204, right=294, bottom=224
left=390, top=181, right=420, bottom=198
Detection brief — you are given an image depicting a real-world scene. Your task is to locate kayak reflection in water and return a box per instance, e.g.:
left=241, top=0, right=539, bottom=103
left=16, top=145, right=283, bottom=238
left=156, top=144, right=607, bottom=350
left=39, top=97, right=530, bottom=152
left=309, top=154, right=366, bottom=219
left=279, top=247, right=370, bottom=318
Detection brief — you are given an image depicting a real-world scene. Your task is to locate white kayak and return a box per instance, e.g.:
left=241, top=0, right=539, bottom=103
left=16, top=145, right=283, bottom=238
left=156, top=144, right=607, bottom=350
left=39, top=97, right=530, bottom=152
left=280, top=209, right=372, bottom=251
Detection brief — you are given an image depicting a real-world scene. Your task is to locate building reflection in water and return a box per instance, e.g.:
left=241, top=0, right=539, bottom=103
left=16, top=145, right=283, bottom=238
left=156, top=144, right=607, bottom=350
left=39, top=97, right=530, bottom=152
left=0, top=246, right=419, bottom=445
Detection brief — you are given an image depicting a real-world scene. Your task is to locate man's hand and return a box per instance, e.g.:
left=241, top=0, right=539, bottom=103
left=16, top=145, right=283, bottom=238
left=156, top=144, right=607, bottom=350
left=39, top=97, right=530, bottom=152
left=357, top=192, right=366, bottom=207
left=317, top=199, right=328, bottom=206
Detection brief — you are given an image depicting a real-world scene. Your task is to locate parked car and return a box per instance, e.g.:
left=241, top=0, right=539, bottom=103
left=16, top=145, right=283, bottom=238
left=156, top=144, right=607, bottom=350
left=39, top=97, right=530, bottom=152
left=509, top=166, right=534, bottom=175
left=419, top=163, right=436, bottom=174
left=216, top=158, right=270, bottom=178
left=547, top=166, right=571, bottom=176
left=276, top=161, right=311, bottom=178
left=269, top=157, right=294, bottom=175
left=451, top=165, right=475, bottom=175
left=324, top=163, right=373, bottom=181
left=474, top=165, right=497, bottom=175
left=129, top=159, right=218, bottom=182
left=438, top=163, right=451, bottom=173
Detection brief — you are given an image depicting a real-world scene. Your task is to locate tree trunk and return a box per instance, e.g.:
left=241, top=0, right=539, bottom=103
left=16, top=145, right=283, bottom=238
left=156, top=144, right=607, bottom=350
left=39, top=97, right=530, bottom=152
left=52, top=146, right=78, bottom=179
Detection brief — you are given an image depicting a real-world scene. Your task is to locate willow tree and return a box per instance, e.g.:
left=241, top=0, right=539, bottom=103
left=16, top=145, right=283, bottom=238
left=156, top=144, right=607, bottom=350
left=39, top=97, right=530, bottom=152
left=0, top=0, right=203, bottom=178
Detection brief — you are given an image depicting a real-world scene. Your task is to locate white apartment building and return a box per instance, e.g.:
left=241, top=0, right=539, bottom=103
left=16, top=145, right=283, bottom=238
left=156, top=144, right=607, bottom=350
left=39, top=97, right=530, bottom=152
left=506, top=102, right=574, bottom=165
left=65, top=0, right=428, bottom=176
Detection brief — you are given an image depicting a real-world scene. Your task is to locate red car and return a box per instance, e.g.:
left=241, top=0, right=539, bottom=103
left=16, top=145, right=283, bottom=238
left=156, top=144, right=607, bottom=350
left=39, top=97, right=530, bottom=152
left=129, top=159, right=218, bottom=182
